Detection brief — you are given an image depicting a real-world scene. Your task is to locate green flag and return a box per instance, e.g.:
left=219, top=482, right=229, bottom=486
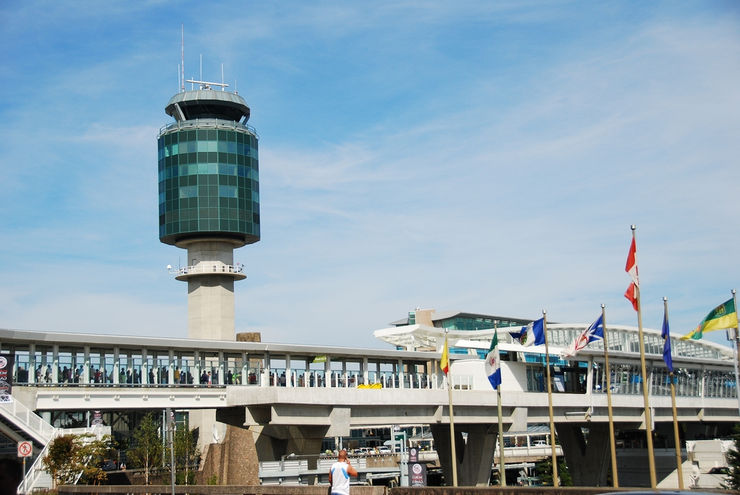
left=681, top=298, right=738, bottom=340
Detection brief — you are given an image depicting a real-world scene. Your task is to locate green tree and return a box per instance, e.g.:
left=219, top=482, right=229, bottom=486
left=44, top=433, right=112, bottom=487
left=535, top=457, right=573, bottom=486
left=724, top=423, right=740, bottom=489
left=127, top=413, right=163, bottom=485
left=171, top=425, right=200, bottom=485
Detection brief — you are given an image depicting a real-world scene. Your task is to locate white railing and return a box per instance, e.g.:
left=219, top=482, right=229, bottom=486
left=158, top=118, right=258, bottom=138
left=16, top=424, right=110, bottom=494
left=0, top=399, right=54, bottom=443
left=17, top=440, right=53, bottom=494
left=171, top=263, right=244, bottom=277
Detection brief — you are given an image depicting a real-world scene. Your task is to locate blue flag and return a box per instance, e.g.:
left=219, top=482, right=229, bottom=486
left=662, top=308, right=673, bottom=372
left=563, top=314, right=604, bottom=357
left=519, top=318, right=545, bottom=346
left=485, top=331, right=501, bottom=390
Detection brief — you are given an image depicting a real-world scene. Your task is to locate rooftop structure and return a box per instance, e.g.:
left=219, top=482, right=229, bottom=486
left=375, top=308, right=735, bottom=363
left=158, top=80, right=259, bottom=340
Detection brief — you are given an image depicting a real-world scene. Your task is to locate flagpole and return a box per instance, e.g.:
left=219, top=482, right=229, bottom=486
left=631, top=225, right=657, bottom=488
left=732, top=289, right=740, bottom=417
left=444, top=330, right=458, bottom=486
left=664, top=297, right=684, bottom=490
left=543, top=310, right=559, bottom=487
left=494, top=324, right=506, bottom=487
left=497, top=386, right=506, bottom=486
left=601, top=304, right=619, bottom=487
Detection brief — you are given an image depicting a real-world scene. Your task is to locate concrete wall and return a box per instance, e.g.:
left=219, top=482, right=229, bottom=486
left=450, top=360, right=527, bottom=392
left=199, top=424, right=260, bottom=485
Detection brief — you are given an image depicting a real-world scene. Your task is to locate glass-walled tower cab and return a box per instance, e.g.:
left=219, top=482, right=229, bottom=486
left=158, top=85, right=259, bottom=341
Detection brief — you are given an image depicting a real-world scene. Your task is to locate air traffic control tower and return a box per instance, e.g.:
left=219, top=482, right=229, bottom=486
left=158, top=80, right=259, bottom=340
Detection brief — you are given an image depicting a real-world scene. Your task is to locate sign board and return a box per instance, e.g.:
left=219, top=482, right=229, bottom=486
left=409, top=462, right=427, bottom=487
left=18, top=441, right=32, bottom=458
left=409, top=447, right=418, bottom=463
left=91, top=410, right=103, bottom=426
left=0, top=354, right=14, bottom=403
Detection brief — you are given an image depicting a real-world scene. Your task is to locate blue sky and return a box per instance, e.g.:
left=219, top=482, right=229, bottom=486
left=1, top=1, right=739, bottom=349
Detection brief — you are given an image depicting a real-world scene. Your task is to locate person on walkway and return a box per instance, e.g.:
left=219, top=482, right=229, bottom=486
left=329, top=449, right=357, bottom=495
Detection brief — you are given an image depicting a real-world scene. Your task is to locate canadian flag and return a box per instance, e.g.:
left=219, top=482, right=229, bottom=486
left=624, top=236, right=639, bottom=311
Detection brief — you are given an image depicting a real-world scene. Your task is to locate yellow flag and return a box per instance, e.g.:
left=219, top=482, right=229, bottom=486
left=440, top=336, right=449, bottom=375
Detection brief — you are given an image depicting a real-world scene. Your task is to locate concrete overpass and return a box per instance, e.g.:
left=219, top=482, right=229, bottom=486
left=1, top=326, right=737, bottom=488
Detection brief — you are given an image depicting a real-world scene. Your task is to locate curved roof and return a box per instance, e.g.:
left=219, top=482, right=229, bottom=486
left=165, top=90, right=250, bottom=122
left=374, top=322, right=734, bottom=364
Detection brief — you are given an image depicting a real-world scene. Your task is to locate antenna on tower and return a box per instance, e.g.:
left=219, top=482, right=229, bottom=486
left=200, top=54, right=203, bottom=82
left=221, top=63, right=224, bottom=91
left=181, top=24, right=185, bottom=92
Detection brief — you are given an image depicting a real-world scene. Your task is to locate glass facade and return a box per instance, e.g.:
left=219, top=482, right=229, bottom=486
left=157, top=124, right=259, bottom=245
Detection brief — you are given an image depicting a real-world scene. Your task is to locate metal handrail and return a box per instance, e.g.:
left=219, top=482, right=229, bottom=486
left=0, top=399, right=54, bottom=443
left=17, top=424, right=111, bottom=494
left=158, top=118, right=258, bottom=138
left=171, top=263, right=244, bottom=277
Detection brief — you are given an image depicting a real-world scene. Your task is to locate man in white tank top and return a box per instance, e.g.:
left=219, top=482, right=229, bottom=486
left=329, top=449, right=358, bottom=495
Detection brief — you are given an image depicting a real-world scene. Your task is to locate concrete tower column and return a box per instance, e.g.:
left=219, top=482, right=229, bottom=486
left=176, top=239, right=245, bottom=341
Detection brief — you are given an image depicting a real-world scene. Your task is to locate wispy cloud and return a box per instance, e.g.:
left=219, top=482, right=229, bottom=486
left=0, top=2, right=738, bottom=349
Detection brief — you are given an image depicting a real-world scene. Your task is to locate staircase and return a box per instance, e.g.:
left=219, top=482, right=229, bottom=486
left=0, top=397, right=110, bottom=494
left=0, top=398, right=54, bottom=445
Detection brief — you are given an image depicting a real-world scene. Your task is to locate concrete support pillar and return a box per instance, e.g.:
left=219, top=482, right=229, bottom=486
left=124, top=351, right=131, bottom=384
left=113, top=348, right=120, bottom=385
left=40, top=349, right=48, bottom=384
left=194, top=350, right=201, bottom=385
left=362, top=357, right=369, bottom=385
left=168, top=350, right=175, bottom=385
left=324, top=356, right=331, bottom=388
left=286, top=354, right=292, bottom=388
left=555, top=422, right=611, bottom=486
left=586, top=356, right=594, bottom=392
left=218, top=351, right=225, bottom=385
left=141, top=348, right=148, bottom=386
left=250, top=424, right=330, bottom=475
left=398, top=359, right=404, bottom=389
left=431, top=423, right=497, bottom=486
left=83, top=346, right=90, bottom=385
left=241, top=351, right=248, bottom=385
left=28, top=343, right=36, bottom=384
left=52, top=345, right=59, bottom=384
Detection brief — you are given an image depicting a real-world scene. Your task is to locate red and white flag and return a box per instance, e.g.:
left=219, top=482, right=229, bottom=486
left=624, top=236, right=639, bottom=311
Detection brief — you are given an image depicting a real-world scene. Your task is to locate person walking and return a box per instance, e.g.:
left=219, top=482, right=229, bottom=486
left=329, top=449, right=357, bottom=495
